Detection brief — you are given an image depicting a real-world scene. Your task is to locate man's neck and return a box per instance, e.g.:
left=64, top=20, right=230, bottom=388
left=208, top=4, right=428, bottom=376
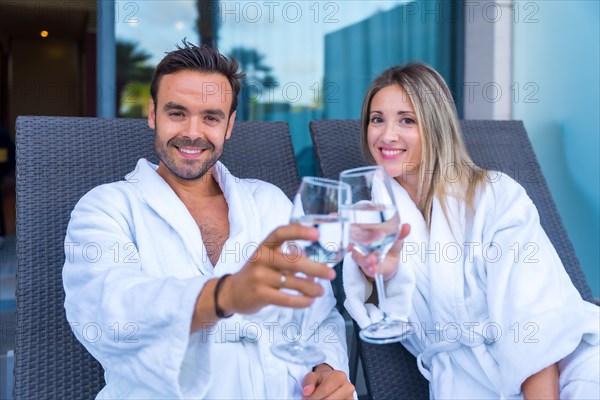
left=157, top=165, right=223, bottom=202
left=157, top=164, right=230, bottom=267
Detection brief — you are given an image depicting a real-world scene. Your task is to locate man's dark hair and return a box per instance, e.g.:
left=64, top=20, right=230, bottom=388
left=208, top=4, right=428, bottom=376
left=150, top=40, right=245, bottom=116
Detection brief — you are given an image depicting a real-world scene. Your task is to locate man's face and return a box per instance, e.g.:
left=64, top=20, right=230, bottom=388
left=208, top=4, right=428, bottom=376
left=148, top=70, right=236, bottom=181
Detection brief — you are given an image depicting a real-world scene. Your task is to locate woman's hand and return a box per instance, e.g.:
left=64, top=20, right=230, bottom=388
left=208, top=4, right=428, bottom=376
left=351, top=223, right=411, bottom=281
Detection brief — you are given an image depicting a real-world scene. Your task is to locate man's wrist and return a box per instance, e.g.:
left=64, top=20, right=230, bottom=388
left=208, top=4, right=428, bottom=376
left=217, top=274, right=235, bottom=317
left=214, top=274, right=234, bottom=318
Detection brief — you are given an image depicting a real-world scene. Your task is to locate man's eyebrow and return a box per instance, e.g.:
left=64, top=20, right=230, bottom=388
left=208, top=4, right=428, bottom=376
left=163, top=102, right=189, bottom=112
left=204, top=109, right=226, bottom=119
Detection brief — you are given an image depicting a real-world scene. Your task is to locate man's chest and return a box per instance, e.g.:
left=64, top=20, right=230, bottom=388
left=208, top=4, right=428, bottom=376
left=188, top=197, right=230, bottom=266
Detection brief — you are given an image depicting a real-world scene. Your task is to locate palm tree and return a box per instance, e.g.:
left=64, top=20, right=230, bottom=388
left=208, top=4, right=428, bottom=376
left=230, top=47, right=272, bottom=75
left=229, top=47, right=276, bottom=120
left=116, top=40, right=155, bottom=116
left=197, top=0, right=220, bottom=48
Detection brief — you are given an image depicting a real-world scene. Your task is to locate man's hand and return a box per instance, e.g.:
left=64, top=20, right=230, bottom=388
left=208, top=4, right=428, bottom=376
left=351, top=223, right=410, bottom=281
left=522, top=363, right=559, bottom=400
left=220, top=224, right=336, bottom=315
left=191, top=224, right=336, bottom=331
left=302, top=364, right=355, bottom=400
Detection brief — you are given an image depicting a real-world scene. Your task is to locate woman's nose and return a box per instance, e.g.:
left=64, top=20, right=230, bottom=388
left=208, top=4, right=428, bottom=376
left=381, top=123, right=397, bottom=143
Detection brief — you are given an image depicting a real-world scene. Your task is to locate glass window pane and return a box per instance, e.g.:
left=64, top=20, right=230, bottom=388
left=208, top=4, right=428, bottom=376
left=116, top=0, right=461, bottom=175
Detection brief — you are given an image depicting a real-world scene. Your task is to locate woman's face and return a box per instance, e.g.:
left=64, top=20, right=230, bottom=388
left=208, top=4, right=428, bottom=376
left=367, top=84, right=423, bottom=184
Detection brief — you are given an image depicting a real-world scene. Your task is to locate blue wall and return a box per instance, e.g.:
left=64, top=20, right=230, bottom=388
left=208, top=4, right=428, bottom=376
left=513, top=1, right=600, bottom=296
left=323, top=0, right=461, bottom=120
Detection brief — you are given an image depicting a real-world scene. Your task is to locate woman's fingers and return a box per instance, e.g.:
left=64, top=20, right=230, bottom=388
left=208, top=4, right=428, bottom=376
left=400, top=223, right=411, bottom=239
left=350, top=223, right=412, bottom=280
left=388, top=223, right=411, bottom=256
left=351, top=252, right=378, bottom=277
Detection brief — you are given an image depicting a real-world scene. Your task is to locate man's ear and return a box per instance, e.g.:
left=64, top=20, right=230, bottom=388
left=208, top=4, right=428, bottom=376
left=225, top=110, right=236, bottom=140
left=148, top=100, right=156, bottom=129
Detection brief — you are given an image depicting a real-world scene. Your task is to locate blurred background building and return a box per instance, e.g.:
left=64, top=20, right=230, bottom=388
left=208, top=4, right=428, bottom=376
left=0, top=0, right=598, bottom=396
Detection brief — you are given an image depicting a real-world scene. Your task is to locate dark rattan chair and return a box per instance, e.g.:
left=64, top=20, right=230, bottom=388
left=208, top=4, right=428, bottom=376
left=14, top=116, right=299, bottom=399
left=310, top=119, right=594, bottom=400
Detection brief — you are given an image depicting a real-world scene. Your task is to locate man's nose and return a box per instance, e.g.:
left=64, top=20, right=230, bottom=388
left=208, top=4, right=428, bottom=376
left=185, top=117, right=205, bottom=139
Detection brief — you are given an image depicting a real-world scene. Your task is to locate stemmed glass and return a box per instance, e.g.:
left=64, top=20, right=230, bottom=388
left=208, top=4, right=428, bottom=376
left=270, top=177, right=351, bottom=365
left=340, top=166, right=410, bottom=344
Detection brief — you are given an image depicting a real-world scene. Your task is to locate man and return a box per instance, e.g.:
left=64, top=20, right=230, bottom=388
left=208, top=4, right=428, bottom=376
left=63, top=41, right=354, bottom=399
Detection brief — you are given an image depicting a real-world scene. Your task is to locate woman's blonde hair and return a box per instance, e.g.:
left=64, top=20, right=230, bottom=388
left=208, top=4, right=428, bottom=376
left=360, top=63, right=487, bottom=228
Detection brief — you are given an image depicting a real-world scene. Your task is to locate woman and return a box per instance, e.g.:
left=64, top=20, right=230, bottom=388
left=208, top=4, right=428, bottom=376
left=343, top=64, right=599, bottom=399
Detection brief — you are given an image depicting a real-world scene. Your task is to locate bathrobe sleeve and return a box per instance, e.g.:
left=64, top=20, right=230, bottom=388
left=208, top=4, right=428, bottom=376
left=342, top=252, right=416, bottom=330
left=481, top=175, right=599, bottom=395
left=63, top=184, right=212, bottom=398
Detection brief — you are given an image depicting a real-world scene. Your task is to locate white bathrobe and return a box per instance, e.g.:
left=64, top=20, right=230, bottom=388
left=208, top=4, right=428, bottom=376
left=344, top=172, right=599, bottom=399
left=63, top=159, right=348, bottom=399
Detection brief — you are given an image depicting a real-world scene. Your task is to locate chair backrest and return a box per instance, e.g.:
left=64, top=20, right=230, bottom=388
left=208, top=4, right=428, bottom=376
left=310, top=119, right=593, bottom=400
left=15, top=116, right=299, bottom=399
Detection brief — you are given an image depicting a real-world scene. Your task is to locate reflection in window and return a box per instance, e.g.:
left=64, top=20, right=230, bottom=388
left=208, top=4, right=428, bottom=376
left=116, top=0, right=461, bottom=175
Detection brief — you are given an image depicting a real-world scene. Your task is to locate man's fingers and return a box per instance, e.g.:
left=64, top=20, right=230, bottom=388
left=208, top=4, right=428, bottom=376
left=264, top=224, right=319, bottom=247
left=304, top=370, right=353, bottom=400
left=246, top=244, right=335, bottom=281
left=269, top=251, right=336, bottom=281
left=302, top=383, right=316, bottom=398
left=265, top=267, right=325, bottom=298
left=279, top=275, right=325, bottom=298
left=302, top=372, right=320, bottom=398
left=319, top=385, right=356, bottom=400
left=263, top=288, right=316, bottom=308
left=256, top=226, right=335, bottom=281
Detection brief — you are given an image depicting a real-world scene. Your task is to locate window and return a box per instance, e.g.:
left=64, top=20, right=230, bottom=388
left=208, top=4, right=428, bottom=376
left=116, top=0, right=462, bottom=175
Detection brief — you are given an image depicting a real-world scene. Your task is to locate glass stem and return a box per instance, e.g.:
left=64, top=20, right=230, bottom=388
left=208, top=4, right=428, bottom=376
left=292, top=277, right=319, bottom=343
left=291, top=308, right=307, bottom=343
left=374, top=272, right=387, bottom=319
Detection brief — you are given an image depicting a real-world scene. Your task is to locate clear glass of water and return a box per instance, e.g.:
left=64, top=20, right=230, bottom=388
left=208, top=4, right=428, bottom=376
left=270, top=177, right=351, bottom=365
left=340, top=166, right=411, bottom=344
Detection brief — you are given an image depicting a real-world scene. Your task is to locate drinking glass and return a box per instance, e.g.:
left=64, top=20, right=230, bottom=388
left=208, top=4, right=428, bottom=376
left=340, top=166, right=411, bottom=344
left=270, top=177, right=351, bottom=365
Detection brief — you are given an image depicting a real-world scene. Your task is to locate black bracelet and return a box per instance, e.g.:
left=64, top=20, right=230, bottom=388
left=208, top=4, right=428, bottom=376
left=214, top=274, right=233, bottom=319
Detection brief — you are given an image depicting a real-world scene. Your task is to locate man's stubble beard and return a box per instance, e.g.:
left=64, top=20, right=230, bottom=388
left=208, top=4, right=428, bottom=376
left=153, top=117, right=225, bottom=181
